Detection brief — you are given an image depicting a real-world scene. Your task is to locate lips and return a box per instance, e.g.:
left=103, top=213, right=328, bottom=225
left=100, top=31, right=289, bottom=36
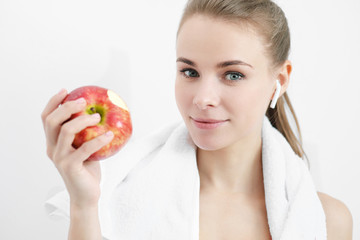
left=191, top=117, right=228, bottom=130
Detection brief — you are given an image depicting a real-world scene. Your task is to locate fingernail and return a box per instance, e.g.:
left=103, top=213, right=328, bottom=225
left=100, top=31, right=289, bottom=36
left=105, top=131, right=114, bottom=138
left=58, top=88, right=67, bottom=95
left=76, top=98, right=86, bottom=104
left=91, top=113, right=100, bottom=120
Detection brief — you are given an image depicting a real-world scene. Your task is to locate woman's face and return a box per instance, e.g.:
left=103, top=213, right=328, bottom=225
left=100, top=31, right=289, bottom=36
left=175, top=14, right=278, bottom=151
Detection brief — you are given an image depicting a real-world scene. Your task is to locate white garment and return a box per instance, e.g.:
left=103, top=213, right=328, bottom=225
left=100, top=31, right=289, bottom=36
left=44, top=116, right=327, bottom=240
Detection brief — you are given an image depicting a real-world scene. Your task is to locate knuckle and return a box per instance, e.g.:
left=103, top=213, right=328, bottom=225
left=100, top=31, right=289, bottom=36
left=60, top=161, right=72, bottom=172
left=53, top=153, right=70, bottom=172
left=61, top=101, right=73, bottom=112
left=41, top=111, right=46, bottom=123
left=80, top=142, right=92, bottom=154
left=58, top=101, right=74, bottom=115
left=56, top=160, right=68, bottom=172
left=52, top=150, right=61, bottom=164
left=61, top=123, right=74, bottom=136
left=45, top=115, right=57, bottom=128
left=46, top=147, right=53, bottom=160
left=75, top=134, right=109, bottom=159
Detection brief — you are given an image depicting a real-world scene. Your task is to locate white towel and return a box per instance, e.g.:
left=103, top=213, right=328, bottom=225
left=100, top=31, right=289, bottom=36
left=44, top=115, right=327, bottom=240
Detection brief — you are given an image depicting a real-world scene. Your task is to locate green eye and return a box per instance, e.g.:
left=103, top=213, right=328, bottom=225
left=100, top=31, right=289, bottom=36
left=225, top=72, right=244, bottom=81
left=180, top=68, right=199, bottom=78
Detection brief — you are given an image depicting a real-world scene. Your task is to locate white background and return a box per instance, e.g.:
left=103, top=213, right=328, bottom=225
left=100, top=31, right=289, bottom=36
left=0, top=0, right=359, bottom=239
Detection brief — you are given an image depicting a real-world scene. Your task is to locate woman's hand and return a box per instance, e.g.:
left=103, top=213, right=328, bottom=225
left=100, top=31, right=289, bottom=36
left=41, top=89, right=114, bottom=208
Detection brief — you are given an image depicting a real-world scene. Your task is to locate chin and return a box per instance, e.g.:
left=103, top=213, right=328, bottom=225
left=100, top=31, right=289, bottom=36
left=189, top=133, right=228, bottom=152
left=183, top=122, right=226, bottom=151
left=196, top=144, right=222, bottom=152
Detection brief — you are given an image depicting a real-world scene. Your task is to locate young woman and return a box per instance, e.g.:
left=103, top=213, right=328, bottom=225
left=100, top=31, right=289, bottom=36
left=42, top=0, right=353, bottom=239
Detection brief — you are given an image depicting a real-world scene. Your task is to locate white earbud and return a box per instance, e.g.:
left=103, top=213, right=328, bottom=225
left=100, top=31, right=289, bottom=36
left=270, top=80, right=281, bottom=109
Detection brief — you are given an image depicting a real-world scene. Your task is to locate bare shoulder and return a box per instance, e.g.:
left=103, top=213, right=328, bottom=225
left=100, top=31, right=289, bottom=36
left=317, top=192, right=353, bottom=240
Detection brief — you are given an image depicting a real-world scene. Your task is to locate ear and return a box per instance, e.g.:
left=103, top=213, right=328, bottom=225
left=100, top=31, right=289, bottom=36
left=275, top=60, right=292, bottom=98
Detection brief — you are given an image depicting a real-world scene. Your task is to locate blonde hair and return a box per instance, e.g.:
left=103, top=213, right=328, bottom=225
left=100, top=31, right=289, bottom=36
left=177, top=0, right=309, bottom=167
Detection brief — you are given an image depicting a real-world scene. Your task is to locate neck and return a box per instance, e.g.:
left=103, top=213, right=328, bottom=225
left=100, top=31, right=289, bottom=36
left=196, top=132, right=264, bottom=197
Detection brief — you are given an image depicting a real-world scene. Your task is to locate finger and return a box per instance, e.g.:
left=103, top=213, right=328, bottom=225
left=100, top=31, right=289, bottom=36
left=41, top=89, right=68, bottom=126
left=71, top=131, right=114, bottom=163
left=57, top=113, right=102, bottom=152
left=44, top=98, right=87, bottom=146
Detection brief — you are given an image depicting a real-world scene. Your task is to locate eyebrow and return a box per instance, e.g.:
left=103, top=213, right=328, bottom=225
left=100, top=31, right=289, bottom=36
left=176, top=57, right=253, bottom=69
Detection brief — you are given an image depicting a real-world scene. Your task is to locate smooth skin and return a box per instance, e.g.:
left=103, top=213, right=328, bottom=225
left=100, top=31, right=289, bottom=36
left=175, top=14, right=352, bottom=239
left=41, top=89, right=113, bottom=240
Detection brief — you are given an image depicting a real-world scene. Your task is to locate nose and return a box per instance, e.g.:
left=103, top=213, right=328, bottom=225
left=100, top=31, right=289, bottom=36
left=193, top=78, right=220, bottom=110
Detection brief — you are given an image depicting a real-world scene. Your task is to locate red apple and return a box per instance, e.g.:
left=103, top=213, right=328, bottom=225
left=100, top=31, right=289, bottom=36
left=62, top=85, right=132, bottom=161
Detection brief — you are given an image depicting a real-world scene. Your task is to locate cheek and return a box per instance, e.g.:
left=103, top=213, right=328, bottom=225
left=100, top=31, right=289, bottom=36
left=175, top=79, right=191, bottom=115
left=226, top=84, right=270, bottom=118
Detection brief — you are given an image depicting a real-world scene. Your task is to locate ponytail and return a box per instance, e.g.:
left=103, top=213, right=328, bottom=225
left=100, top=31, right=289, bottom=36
left=266, top=93, right=310, bottom=169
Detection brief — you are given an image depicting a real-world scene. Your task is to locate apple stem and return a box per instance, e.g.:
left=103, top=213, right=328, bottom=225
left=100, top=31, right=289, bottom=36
left=90, top=107, right=96, bottom=113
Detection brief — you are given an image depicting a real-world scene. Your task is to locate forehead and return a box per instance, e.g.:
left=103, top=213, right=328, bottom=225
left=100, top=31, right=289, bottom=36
left=176, top=15, right=269, bottom=68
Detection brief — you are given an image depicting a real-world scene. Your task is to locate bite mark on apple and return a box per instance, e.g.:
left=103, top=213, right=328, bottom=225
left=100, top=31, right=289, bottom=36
left=107, top=90, right=129, bottom=111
